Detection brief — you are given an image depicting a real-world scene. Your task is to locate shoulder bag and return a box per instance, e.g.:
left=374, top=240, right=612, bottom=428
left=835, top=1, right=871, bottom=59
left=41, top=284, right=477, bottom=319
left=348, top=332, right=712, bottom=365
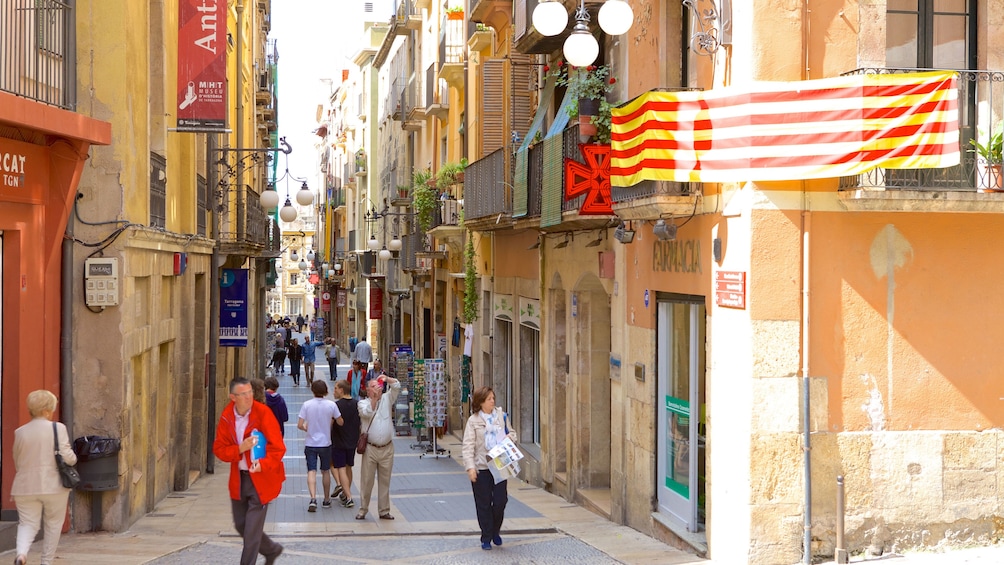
left=53, top=422, right=80, bottom=489
left=356, top=398, right=378, bottom=454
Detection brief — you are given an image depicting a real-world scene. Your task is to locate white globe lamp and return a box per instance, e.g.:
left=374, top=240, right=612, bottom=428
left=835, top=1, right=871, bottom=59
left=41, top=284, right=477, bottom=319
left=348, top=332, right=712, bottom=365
left=389, top=237, right=402, bottom=252
left=298, top=259, right=309, bottom=271
left=598, top=0, right=633, bottom=36
left=328, top=269, right=335, bottom=278
left=279, top=197, right=298, bottom=222
left=260, top=186, right=280, bottom=209
left=295, top=182, right=314, bottom=206
left=532, top=0, right=567, bottom=37
left=334, top=261, right=342, bottom=271
left=306, top=249, right=315, bottom=262
left=564, top=25, right=599, bottom=67
left=290, top=249, right=299, bottom=262
left=367, top=235, right=380, bottom=251
left=379, top=248, right=392, bottom=261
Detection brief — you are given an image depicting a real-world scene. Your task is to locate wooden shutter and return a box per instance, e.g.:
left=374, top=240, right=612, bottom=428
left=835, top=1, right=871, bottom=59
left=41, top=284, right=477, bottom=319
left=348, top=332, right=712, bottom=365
left=510, top=53, right=534, bottom=148
left=480, top=58, right=505, bottom=158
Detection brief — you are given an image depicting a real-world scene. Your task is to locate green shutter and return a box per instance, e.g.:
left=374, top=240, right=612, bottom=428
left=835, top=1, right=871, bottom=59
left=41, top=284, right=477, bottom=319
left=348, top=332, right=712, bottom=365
left=540, top=135, right=564, bottom=228
left=513, top=148, right=529, bottom=217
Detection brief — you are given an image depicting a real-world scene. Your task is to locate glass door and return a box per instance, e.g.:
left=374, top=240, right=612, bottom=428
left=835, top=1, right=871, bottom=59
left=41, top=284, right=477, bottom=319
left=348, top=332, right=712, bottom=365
left=656, top=298, right=706, bottom=532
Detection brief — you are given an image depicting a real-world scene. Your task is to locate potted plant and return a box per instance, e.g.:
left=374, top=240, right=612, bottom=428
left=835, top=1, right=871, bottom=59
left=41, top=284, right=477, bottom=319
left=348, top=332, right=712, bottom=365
left=396, top=184, right=411, bottom=199
left=412, top=169, right=438, bottom=231
left=446, top=5, right=464, bottom=20
left=547, top=61, right=617, bottom=141
left=436, top=158, right=468, bottom=191
left=971, top=126, right=1003, bottom=191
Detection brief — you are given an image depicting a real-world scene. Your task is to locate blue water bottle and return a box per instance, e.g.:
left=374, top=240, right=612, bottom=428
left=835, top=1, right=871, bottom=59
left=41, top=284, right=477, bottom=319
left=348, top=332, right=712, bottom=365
left=250, top=429, right=266, bottom=461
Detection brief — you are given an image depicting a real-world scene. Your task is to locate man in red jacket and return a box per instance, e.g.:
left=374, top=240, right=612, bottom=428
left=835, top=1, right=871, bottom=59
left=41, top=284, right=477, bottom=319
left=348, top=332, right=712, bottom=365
left=213, top=378, right=286, bottom=565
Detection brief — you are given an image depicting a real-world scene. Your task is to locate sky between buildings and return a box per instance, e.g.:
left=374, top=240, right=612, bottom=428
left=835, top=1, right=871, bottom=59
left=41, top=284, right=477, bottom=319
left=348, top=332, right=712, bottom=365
left=270, top=0, right=360, bottom=196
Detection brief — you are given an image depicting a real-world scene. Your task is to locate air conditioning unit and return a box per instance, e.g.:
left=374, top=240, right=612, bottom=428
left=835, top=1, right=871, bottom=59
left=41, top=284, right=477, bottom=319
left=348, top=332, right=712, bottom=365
left=362, top=0, right=393, bottom=23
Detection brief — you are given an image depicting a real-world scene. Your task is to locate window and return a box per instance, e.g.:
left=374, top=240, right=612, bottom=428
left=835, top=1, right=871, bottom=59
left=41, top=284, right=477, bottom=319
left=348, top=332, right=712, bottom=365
left=289, top=273, right=299, bottom=286
left=886, top=0, right=973, bottom=69
left=518, top=323, right=540, bottom=446
left=150, top=153, right=167, bottom=229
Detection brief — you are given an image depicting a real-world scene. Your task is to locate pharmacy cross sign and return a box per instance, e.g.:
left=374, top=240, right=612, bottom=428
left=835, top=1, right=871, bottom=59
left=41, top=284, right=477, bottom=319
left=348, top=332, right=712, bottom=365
left=564, top=144, right=613, bottom=215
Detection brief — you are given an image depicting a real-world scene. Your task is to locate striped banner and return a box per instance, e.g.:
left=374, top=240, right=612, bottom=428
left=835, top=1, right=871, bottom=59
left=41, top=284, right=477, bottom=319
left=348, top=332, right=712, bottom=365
left=610, top=71, right=960, bottom=186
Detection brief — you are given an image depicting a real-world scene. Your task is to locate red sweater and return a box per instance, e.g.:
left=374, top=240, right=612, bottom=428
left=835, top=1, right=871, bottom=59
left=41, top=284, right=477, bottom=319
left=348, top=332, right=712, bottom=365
left=213, top=400, right=286, bottom=503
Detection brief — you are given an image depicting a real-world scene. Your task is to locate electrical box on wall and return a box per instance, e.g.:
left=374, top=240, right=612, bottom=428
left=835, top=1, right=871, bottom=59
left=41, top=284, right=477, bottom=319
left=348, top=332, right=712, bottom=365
left=85, top=257, right=119, bottom=307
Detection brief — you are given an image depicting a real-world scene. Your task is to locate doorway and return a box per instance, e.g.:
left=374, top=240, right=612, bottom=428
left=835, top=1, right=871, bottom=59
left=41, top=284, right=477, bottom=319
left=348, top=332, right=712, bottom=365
left=656, top=296, right=707, bottom=533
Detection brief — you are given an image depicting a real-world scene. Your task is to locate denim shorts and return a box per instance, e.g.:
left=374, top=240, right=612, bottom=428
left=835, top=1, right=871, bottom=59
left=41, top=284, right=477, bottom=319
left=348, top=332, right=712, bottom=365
left=304, top=445, right=332, bottom=471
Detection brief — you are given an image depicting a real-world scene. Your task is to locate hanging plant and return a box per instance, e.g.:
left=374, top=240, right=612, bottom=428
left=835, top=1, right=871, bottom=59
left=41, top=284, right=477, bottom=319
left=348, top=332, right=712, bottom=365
left=463, top=232, right=479, bottom=323
left=412, top=168, right=438, bottom=231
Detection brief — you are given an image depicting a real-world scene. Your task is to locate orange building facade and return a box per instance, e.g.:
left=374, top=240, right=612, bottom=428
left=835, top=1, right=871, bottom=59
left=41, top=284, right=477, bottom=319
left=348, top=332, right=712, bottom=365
left=0, top=91, right=110, bottom=518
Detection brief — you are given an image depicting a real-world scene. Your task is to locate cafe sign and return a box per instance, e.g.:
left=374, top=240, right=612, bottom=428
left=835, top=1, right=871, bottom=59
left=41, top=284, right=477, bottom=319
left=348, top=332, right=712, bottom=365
left=0, top=138, right=47, bottom=205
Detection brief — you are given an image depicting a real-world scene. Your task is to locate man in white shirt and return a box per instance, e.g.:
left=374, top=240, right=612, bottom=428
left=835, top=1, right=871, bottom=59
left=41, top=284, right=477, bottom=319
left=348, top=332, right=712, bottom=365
left=352, top=336, right=373, bottom=366
left=297, top=380, right=343, bottom=511
left=354, top=375, right=400, bottom=521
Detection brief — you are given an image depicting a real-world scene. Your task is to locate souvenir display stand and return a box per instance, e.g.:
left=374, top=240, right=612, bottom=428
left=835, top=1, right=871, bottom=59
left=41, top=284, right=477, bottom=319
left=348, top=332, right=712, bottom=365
left=418, top=358, right=450, bottom=458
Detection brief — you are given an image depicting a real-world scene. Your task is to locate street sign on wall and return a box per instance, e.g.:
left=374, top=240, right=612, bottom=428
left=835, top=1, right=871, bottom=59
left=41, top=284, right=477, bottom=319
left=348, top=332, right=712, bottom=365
left=715, top=270, right=746, bottom=309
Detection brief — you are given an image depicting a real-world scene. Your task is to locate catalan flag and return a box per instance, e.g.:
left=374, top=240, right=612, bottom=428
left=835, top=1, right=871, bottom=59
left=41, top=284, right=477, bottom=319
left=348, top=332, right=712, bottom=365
left=610, top=71, right=960, bottom=186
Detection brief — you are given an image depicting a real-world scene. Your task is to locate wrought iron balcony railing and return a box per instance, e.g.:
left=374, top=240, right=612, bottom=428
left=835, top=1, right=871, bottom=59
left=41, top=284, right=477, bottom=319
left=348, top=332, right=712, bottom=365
left=840, top=67, right=1004, bottom=192
left=464, top=147, right=508, bottom=221
left=218, top=185, right=271, bottom=251
left=0, top=0, right=75, bottom=109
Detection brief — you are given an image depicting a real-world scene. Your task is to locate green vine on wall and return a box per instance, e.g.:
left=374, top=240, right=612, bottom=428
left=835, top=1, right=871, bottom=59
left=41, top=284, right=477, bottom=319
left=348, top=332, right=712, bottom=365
left=463, top=232, right=479, bottom=323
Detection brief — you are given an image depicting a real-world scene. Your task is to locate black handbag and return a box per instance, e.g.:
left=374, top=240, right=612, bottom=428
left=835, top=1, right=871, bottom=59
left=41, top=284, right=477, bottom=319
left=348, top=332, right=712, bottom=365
left=53, top=422, right=80, bottom=489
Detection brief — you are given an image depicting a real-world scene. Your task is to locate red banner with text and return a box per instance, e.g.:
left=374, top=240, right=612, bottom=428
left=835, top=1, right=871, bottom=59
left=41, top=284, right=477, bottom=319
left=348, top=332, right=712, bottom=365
left=177, top=0, right=227, bottom=130
left=369, top=285, right=383, bottom=320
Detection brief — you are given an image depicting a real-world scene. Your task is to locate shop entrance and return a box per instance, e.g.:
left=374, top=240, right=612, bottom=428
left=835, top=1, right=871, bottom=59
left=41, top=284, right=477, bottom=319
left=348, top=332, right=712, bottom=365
left=656, top=296, right=706, bottom=532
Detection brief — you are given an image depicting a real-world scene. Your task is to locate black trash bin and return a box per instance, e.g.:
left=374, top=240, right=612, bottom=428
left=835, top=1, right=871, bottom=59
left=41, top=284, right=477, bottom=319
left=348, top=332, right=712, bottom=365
left=73, top=436, right=121, bottom=491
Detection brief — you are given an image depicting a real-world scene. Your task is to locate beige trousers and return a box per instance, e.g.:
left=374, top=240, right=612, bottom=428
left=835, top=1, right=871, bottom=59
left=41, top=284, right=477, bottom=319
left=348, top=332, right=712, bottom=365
left=358, top=442, right=395, bottom=516
left=15, top=492, right=69, bottom=564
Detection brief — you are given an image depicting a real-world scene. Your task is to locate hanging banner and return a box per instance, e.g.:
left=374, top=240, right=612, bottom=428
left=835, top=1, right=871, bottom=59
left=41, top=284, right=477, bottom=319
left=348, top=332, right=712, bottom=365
left=336, top=289, right=347, bottom=307
left=219, top=269, right=248, bottom=347
left=177, top=0, right=227, bottom=131
left=369, top=285, right=383, bottom=319
left=321, top=291, right=331, bottom=312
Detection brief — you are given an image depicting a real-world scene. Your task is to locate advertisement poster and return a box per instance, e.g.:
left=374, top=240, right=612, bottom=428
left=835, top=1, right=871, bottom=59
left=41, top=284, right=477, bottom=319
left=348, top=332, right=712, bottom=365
left=177, top=0, right=227, bottom=130
left=219, top=269, right=248, bottom=347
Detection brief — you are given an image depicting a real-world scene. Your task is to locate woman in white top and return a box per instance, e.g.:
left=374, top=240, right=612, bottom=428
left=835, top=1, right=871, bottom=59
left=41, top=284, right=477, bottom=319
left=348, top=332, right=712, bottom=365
left=462, top=386, right=518, bottom=551
left=11, top=390, right=78, bottom=565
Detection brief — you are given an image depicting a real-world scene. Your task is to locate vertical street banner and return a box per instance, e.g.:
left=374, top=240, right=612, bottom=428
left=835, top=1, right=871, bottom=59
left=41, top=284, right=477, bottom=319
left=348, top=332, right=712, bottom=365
left=177, top=0, right=227, bottom=130
left=220, top=269, right=248, bottom=347
left=369, top=285, right=383, bottom=320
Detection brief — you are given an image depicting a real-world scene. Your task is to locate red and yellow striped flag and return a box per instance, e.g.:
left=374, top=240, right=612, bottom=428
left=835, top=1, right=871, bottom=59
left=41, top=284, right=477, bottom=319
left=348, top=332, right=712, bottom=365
left=610, top=71, right=960, bottom=186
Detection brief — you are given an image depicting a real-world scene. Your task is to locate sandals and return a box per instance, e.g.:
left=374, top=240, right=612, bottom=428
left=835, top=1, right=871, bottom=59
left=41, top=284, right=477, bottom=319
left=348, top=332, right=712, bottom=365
left=379, top=513, right=395, bottom=520
left=355, top=512, right=366, bottom=520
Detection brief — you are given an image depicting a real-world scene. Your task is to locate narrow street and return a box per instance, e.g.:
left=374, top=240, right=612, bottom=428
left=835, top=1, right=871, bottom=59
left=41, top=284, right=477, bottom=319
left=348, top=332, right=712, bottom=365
left=4, top=361, right=701, bottom=564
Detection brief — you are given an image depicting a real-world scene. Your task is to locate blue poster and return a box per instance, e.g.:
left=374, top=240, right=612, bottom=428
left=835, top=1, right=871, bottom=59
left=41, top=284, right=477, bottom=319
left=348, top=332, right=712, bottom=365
left=220, top=268, right=248, bottom=347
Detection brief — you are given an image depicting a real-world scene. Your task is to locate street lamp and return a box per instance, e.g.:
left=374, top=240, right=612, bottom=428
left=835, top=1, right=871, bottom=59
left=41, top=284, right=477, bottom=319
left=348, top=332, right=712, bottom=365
left=306, top=249, right=315, bottom=262
left=379, top=247, right=392, bottom=261
left=298, top=259, right=309, bottom=271
left=279, top=197, right=297, bottom=222
left=260, top=183, right=280, bottom=209
left=295, top=181, right=314, bottom=206
left=367, top=235, right=380, bottom=252
left=290, top=249, right=299, bottom=262
left=532, top=0, right=635, bottom=67
left=389, top=235, right=402, bottom=252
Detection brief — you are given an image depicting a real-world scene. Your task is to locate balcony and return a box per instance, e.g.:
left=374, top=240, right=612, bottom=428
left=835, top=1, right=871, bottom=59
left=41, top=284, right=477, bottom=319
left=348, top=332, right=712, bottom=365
left=513, top=0, right=580, bottom=56
left=438, top=17, right=465, bottom=89
left=428, top=197, right=464, bottom=240
left=519, top=124, right=615, bottom=231
left=404, top=73, right=425, bottom=129
left=839, top=68, right=1004, bottom=213
left=425, top=63, right=449, bottom=121
left=393, top=0, right=422, bottom=34
left=0, top=0, right=76, bottom=109
left=218, top=184, right=273, bottom=256
left=471, top=0, right=512, bottom=31
left=463, top=147, right=512, bottom=230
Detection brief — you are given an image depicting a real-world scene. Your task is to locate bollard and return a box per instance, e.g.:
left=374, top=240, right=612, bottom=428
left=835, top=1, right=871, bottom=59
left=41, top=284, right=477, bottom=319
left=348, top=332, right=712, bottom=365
left=835, top=475, right=848, bottom=564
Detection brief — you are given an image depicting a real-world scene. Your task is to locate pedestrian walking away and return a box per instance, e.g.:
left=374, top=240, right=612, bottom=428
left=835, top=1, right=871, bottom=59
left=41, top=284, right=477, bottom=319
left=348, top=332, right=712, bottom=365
left=355, top=375, right=400, bottom=520
left=348, top=360, right=372, bottom=401
left=325, top=338, right=340, bottom=380
left=351, top=336, right=373, bottom=365
left=263, top=376, right=289, bottom=437
left=330, top=378, right=361, bottom=507
left=11, top=390, right=78, bottom=565
left=213, top=378, right=286, bottom=565
left=300, top=337, right=326, bottom=386
left=271, top=332, right=286, bottom=374
left=463, top=386, right=518, bottom=551
left=287, top=337, right=303, bottom=386
left=297, top=380, right=344, bottom=511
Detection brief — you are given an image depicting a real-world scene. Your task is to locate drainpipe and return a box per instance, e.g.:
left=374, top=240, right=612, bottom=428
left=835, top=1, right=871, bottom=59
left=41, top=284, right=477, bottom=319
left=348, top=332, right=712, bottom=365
left=61, top=200, right=75, bottom=437
left=207, top=133, right=219, bottom=474
left=801, top=2, right=813, bottom=563
left=801, top=201, right=812, bottom=564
